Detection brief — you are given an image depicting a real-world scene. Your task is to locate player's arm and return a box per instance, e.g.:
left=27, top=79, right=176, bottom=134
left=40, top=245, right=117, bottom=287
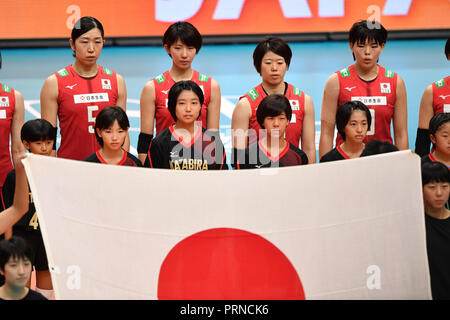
left=11, top=90, right=25, bottom=166
left=392, top=75, right=409, bottom=150
left=415, top=85, right=433, bottom=157
left=40, top=75, right=59, bottom=157
left=139, top=81, right=156, bottom=165
left=115, top=73, right=130, bottom=152
left=0, top=155, right=28, bottom=235
left=206, top=79, right=221, bottom=132
left=301, top=94, right=316, bottom=164
left=319, top=73, right=340, bottom=159
left=231, top=98, right=251, bottom=149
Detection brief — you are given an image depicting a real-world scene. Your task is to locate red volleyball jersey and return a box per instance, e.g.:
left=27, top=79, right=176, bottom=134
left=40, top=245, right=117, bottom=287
left=240, top=83, right=305, bottom=147
left=336, top=64, right=398, bottom=146
left=0, top=83, right=15, bottom=186
left=153, top=70, right=212, bottom=136
left=432, top=76, right=450, bottom=114
left=55, top=65, right=119, bottom=160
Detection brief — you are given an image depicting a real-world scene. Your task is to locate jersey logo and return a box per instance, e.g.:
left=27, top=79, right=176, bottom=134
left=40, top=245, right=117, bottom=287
left=65, top=84, right=78, bottom=90
left=444, top=104, right=450, bottom=113
left=161, top=89, right=170, bottom=95
left=103, top=67, right=113, bottom=75
left=380, top=83, right=391, bottom=93
left=156, top=74, right=166, bottom=84
left=199, top=74, right=208, bottom=82
left=0, top=110, right=6, bottom=119
left=0, top=96, right=10, bottom=107
left=255, top=164, right=264, bottom=168
left=101, top=79, right=112, bottom=90
left=385, top=70, right=394, bottom=78
left=247, top=88, right=259, bottom=101
left=170, top=151, right=178, bottom=157
left=340, top=68, right=350, bottom=78
left=436, top=79, right=446, bottom=88
left=293, top=86, right=302, bottom=97
left=2, top=84, right=11, bottom=93
left=74, top=93, right=109, bottom=104
left=440, top=95, right=450, bottom=100
left=289, top=100, right=300, bottom=111
left=57, top=68, right=69, bottom=77
left=351, top=96, right=387, bottom=106
left=345, top=86, right=356, bottom=92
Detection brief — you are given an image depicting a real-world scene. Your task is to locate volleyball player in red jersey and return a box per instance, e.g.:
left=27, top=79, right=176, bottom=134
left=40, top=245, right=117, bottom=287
left=415, top=38, right=450, bottom=157
left=139, top=22, right=221, bottom=165
left=231, top=37, right=316, bottom=164
left=85, top=106, right=141, bottom=167
left=0, top=52, right=25, bottom=188
left=40, top=16, right=128, bottom=161
left=319, top=20, right=408, bottom=159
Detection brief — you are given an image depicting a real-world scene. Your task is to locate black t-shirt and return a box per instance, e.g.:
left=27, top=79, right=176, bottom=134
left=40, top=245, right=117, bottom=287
left=84, top=151, right=142, bottom=167
left=1, top=169, right=39, bottom=232
left=320, top=147, right=347, bottom=163
left=233, top=141, right=308, bottom=169
left=0, top=288, right=47, bottom=300
left=425, top=213, right=450, bottom=300
left=145, top=126, right=227, bottom=170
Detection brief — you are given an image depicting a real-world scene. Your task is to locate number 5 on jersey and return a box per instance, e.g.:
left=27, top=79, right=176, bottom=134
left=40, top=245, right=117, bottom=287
left=87, top=105, right=99, bottom=134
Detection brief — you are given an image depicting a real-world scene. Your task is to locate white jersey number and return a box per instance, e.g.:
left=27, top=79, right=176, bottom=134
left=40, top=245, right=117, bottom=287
left=367, top=109, right=375, bottom=136
left=87, top=105, right=99, bottom=134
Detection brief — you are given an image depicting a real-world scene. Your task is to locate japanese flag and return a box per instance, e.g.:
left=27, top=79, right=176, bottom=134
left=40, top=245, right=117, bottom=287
left=23, top=151, right=430, bottom=300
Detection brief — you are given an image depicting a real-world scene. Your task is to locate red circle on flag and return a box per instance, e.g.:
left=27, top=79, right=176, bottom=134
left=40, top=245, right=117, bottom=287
left=1, top=98, right=6, bottom=102
left=157, top=228, right=305, bottom=300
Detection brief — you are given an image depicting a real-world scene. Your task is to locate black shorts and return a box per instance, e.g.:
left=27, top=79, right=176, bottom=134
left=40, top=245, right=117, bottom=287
left=12, top=228, right=49, bottom=271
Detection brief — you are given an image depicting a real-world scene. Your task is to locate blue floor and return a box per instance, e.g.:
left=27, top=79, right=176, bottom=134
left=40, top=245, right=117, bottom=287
left=1, top=39, right=448, bottom=159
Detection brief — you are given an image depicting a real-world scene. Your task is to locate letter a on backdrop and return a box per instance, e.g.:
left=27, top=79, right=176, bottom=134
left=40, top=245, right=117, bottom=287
left=22, top=151, right=431, bottom=299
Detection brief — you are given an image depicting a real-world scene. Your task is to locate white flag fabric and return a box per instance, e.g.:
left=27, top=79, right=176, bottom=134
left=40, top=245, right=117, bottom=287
left=22, top=150, right=431, bottom=300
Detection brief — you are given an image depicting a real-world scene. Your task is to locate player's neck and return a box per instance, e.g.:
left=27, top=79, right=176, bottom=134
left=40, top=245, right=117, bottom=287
left=173, top=122, right=198, bottom=141
left=353, top=63, right=379, bottom=81
left=340, top=141, right=365, bottom=158
left=432, top=150, right=450, bottom=167
left=263, top=135, right=287, bottom=156
left=72, top=61, right=99, bottom=77
left=170, top=66, right=193, bottom=82
left=0, top=284, right=29, bottom=300
left=99, top=148, right=124, bottom=165
left=261, top=81, right=286, bottom=96
left=425, top=205, right=450, bottom=220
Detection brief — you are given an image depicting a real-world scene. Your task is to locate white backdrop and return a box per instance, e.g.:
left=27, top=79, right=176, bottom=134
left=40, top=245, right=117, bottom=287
left=22, top=150, right=431, bottom=300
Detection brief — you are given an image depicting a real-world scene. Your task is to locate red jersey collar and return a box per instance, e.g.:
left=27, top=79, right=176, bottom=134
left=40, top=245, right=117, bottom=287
left=258, top=139, right=290, bottom=163
left=169, top=124, right=202, bottom=148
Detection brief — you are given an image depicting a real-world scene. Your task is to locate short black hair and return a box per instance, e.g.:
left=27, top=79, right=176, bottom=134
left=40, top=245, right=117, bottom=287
left=21, top=119, right=56, bottom=143
left=71, top=16, right=104, bottom=58
left=429, top=112, right=450, bottom=148
left=0, top=236, right=32, bottom=272
left=349, top=20, right=387, bottom=60
left=336, top=101, right=372, bottom=141
left=445, top=37, right=450, bottom=60
left=421, top=161, right=450, bottom=186
left=360, top=139, right=398, bottom=157
left=94, top=106, right=130, bottom=147
left=163, top=21, right=202, bottom=55
left=349, top=20, right=387, bottom=46
left=253, top=37, right=292, bottom=74
left=256, top=94, right=292, bottom=128
left=167, top=80, right=204, bottom=122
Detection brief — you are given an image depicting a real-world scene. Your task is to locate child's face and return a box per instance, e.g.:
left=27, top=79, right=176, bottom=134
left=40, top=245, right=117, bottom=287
left=175, top=90, right=201, bottom=126
left=0, top=256, right=32, bottom=288
left=431, top=122, right=450, bottom=156
left=423, top=181, right=450, bottom=210
left=23, top=139, right=54, bottom=156
left=96, top=120, right=127, bottom=151
left=263, top=112, right=289, bottom=140
left=344, top=110, right=368, bottom=144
